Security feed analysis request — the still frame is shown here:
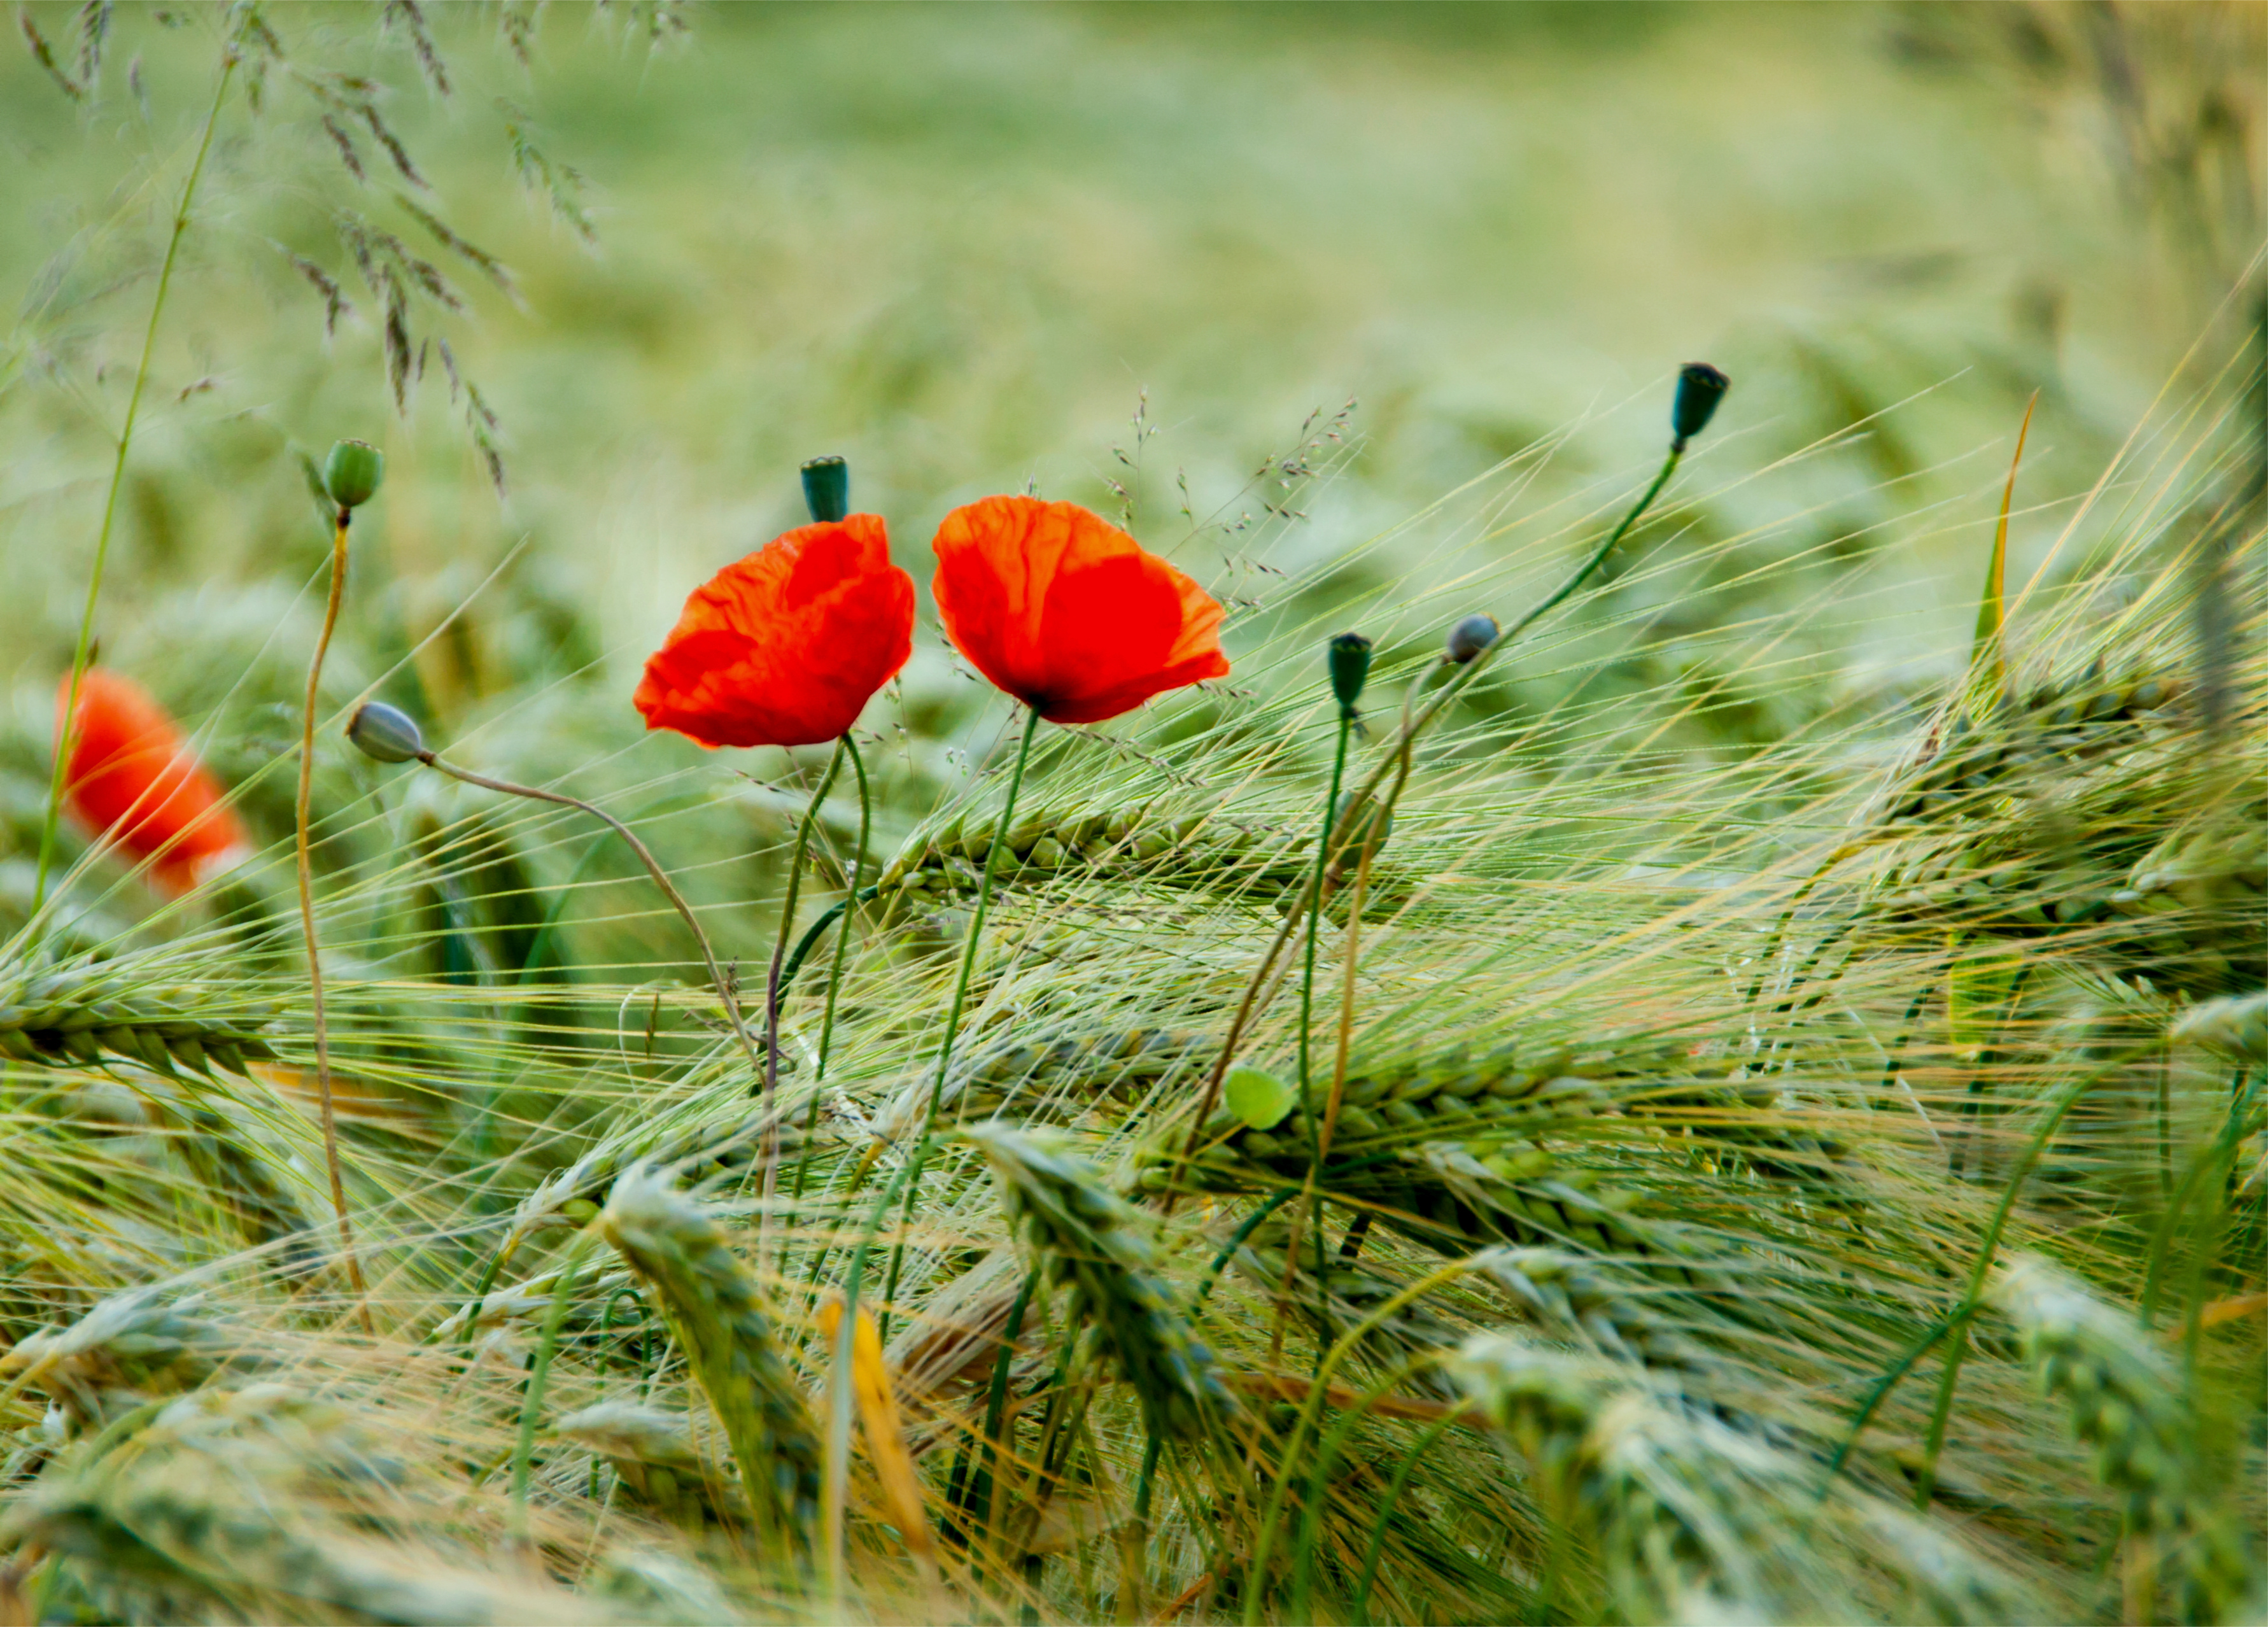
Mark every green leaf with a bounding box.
[1225,1064,1297,1131]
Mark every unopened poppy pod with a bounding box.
[636,514,916,749]
[57,668,248,892]
[929,495,1229,725]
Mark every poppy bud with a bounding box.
[1670,363,1730,451]
[323,439,385,511]
[1447,614,1500,665]
[346,700,426,764]
[1327,632,1373,716]
[801,455,850,525]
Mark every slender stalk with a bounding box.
[417,754,767,1082]
[1270,710,1353,1367]
[879,705,1044,1341]
[297,508,369,1321]
[789,737,870,1215]
[1351,1407,1467,1624]
[34,46,237,920]
[756,736,847,1261]
[816,735,870,1080]
[1175,446,1685,1202]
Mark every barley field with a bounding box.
[0,4,2261,1624]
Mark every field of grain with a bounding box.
[0,5,2260,1624]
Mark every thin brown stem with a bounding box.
[297,510,370,1326]
[418,754,768,1084]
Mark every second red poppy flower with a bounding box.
[930,495,1229,726]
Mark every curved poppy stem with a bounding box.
[816,735,870,1080]
[1171,446,1687,1213]
[789,736,871,1218]
[757,737,848,1263]
[32,44,236,924]
[414,754,768,1086]
[880,705,1044,1342]
[298,507,370,1328]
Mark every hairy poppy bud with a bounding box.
[1670,363,1730,451]
[323,439,385,511]
[1327,632,1373,716]
[346,700,426,764]
[1447,614,1499,665]
[801,455,850,525]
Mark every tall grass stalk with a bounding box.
[31,39,238,923]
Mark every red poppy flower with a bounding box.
[635,515,916,749]
[57,667,250,892]
[930,497,1229,725]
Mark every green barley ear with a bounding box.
[554,1399,749,1528]
[1990,1256,2255,1621]
[0,955,279,1078]
[961,1122,1232,1439]
[1,1288,238,1432]
[2169,989,2267,1064]
[596,1163,821,1567]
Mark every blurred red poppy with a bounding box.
[930,497,1229,725]
[635,515,916,749]
[58,667,249,892]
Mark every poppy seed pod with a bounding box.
[1670,363,1731,450]
[800,456,850,525]
[1447,614,1500,665]
[323,440,385,511]
[346,700,426,764]
[1327,632,1373,715]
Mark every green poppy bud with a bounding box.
[801,455,850,525]
[323,439,385,511]
[346,700,426,764]
[1670,363,1730,450]
[1447,614,1499,665]
[1327,632,1373,716]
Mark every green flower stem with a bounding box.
[33,45,237,921]
[760,737,848,1102]
[756,736,848,1264]
[1269,707,1351,1366]
[879,705,1044,1343]
[1350,1406,1467,1624]
[417,754,767,1083]
[790,735,870,1222]
[1177,446,1687,1195]
[815,735,869,1080]
[297,507,370,1328]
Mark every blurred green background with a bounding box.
[1,1,2259,958]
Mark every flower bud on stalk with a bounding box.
[1327,632,1373,719]
[800,454,850,525]
[345,701,426,764]
[322,439,385,514]
[1447,614,1500,665]
[1670,363,1730,452]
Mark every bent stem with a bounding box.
[34,45,237,922]
[298,508,370,1324]
[1177,446,1685,1199]
[416,754,767,1083]
[789,738,871,1217]
[879,705,1043,1342]
[757,736,849,1260]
